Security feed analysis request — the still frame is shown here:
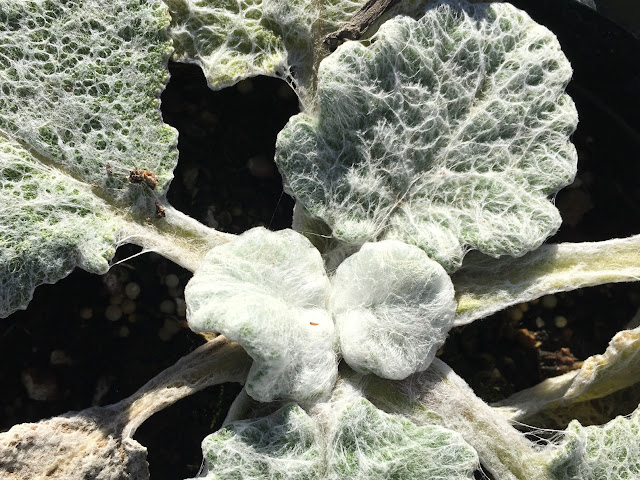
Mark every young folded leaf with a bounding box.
[276,0,578,271]
[186,231,459,402]
[185,227,338,403]
[331,240,456,379]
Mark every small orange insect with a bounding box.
[128,169,158,189]
[155,201,166,218]
[310,322,319,326]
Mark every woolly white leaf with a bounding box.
[0,0,178,317]
[0,0,177,198]
[327,398,478,479]
[164,0,362,102]
[276,0,577,271]
[549,407,640,480]
[193,404,323,480]
[0,139,119,317]
[331,240,456,379]
[366,358,554,479]
[194,384,477,480]
[185,227,338,402]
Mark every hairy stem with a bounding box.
[116,335,252,438]
[120,202,234,272]
[453,234,640,326]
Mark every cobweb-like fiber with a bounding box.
[185,227,339,403]
[327,397,478,479]
[166,0,291,88]
[331,240,456,379]
[0,139,118,317]
[0,0,178,197]
[276,0,578,271]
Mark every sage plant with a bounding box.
[1,0,639,478]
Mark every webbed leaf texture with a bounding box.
[0,0,178,316]
[276,0,578,271]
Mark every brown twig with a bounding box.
[324,0,400,51]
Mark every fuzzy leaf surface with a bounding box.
[327,398,478,479]
[331,240,456,379]
[549,407,640,480]
[0,0,177,317]
[165,0,362,100]
[193,404,323,480]
[185,227,338,402]
[276,0,577,271]
[194,391,477,479]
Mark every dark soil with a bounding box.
[1,1,639,479]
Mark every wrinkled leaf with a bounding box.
[328,398,478,479]
[549,407,640,480]
[0,139,119,316]
[0,0,177,196]
[165,0,363,101]
[194,386,477,480]
[276,0,577,271]
[366,358,553,479]
[193,404,323,480]
[0,0,178,317]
